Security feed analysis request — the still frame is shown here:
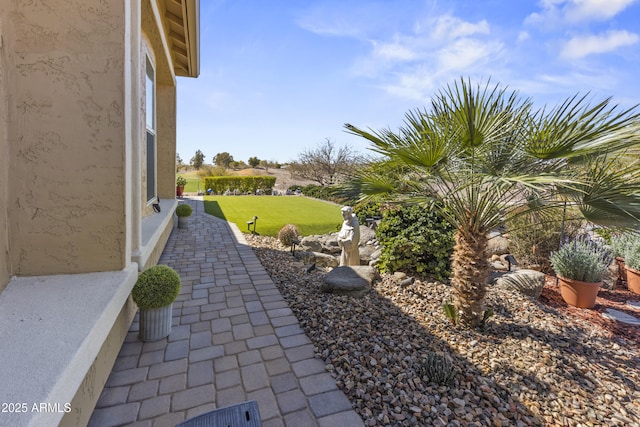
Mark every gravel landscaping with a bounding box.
[246,235,640,427]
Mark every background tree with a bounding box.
[346,78,640,327]
[214,152,234,168]
[248,156,260,168]
[190,149,205,170]
[176,153,184,172]
[289,138,362,186]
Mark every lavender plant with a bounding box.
[610,233,640,270]
[550,238,613,283]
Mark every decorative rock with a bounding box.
[495,269,545,299]
[321,266,378,297]
[300,235,323,252]
[245,234,640,427]
[486,234,510,256]
[399,277,415,287]
[298,251,339,268]
[627,301,640,310]
[452,398,466,408]
[491,261,508,271]
[359,245,378,265]
[602,309,640,325]
[359,226,377,246]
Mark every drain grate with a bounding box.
[175,400,261,427]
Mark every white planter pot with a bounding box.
[178,216,189,229]
[139,303,173,341]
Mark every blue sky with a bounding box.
[176,0,640,165]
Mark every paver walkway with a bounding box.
[88,197,364,427]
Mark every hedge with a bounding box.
[203,176,277,194]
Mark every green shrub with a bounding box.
[277,224,300,246]
[204,176,276,194]
[507,210,584,274]
[376,203,454,281]
[550,238,613,283]
[353,197,385,225]
[132,265,181,310]
[300,184,353,205]
[175,204,192,217]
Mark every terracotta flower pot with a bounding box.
[558,276,602,309]
[625,266,640,294]
[176,185,185,197]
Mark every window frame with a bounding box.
[145,56,156,204]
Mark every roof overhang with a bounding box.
[160,0,200,78]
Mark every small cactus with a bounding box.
[278,224,300,246]
[416,352,457,385]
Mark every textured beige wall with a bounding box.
[59,296,137,427]
[0,11,10,291]
[7,0,128,275]
[158,84,177,200]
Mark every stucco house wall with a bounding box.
[0,0,199,425]
[0,9,10,293]
[7,0,129,276]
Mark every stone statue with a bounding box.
[337,206,360,266]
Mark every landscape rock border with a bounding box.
[246,235,640,427]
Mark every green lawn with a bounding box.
[204,196,342,237]
[184,178,202,193]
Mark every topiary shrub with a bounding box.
[376,203,454,281]
[175,204,192,217]
[132,265,181,310]
[278,224,300,246]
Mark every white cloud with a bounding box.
[561,30,639,59]
[437,38,503,72]
[347,13,504,101]
[564,0,638,22]
[526,0,638,26]
[372,40,418,61]
[430,15,490,40]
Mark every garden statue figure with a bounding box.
[337,206,360,266]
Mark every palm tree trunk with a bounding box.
[451,230,489,327]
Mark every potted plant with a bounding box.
[612,233,640,294]
[610,233,633,286]
[550,238,613,308]
[176,175,187,197]
[132,265,181,341]
[175,203,192,229]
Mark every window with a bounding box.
[146,57,156,202]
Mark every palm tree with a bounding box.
[345,78,640,327]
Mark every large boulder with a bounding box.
[486,232,510,256]
[300,235,323,252]
[300,233,341,254]
[298,251,339,268]
[321,266,378,297]
[495,269,546,299]
[358,245,379,265]
[359,225,377,245]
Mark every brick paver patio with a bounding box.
[88,197,364,427]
